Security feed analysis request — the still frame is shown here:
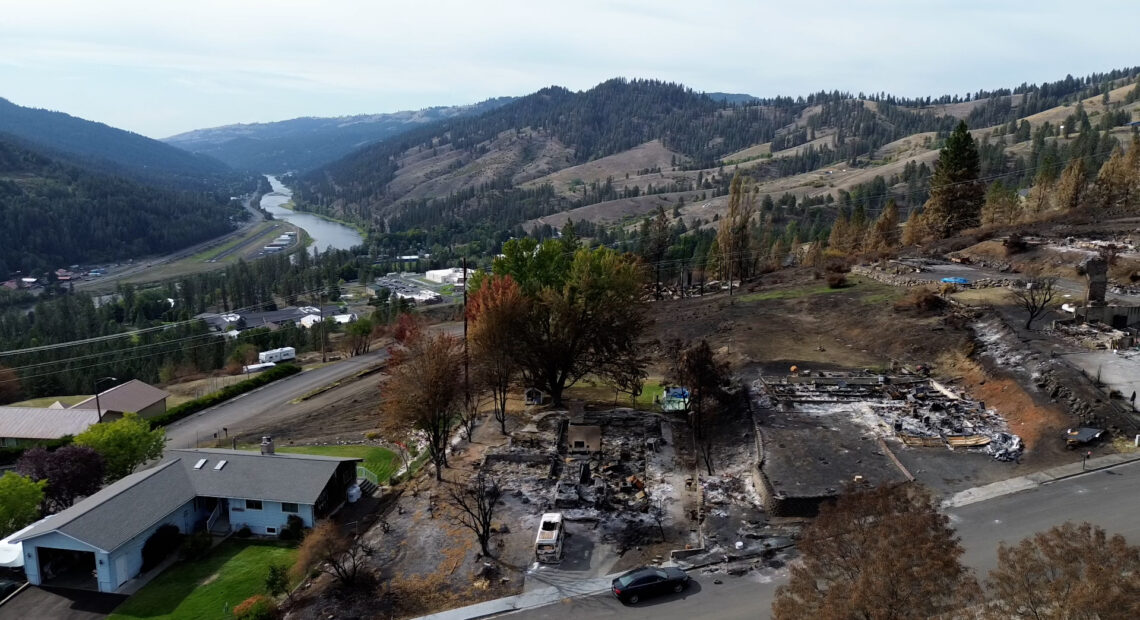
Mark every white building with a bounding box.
[424,267,473,285]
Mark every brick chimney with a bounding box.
[260,435,275,455]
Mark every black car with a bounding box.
[611,566,690,604]
[0,579,21,599]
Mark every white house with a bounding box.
[12,442,362,593]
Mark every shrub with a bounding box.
[236,525,252,538]
[180,530,213,560]
[278,515,305,541]
[894,287,946,312]
[233,594,277,620]
[148,364,301,429]
[826,274,847,289]
[141,524,183,572]
[1004,232,1028,256]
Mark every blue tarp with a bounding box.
[940,277,969,285]
[664,387,690,400]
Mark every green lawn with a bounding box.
[109,540,295,620]
[240,444,400,484]
[9,394,90,407]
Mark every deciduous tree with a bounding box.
[381,332,463,480]
[487,241,648,406]
[666,339,730,475]
[291,521,372,587]
[716,173,756,280]
[923,120,984,238]
[772,484,979,619]
[985,522,1140,619]
[0,471,45,537]
[74,412,165,482]
[467,274,526,434]
[16,445,105,512]
[1011,276,1058,329]
[0,365,21,405]
[446,473,502,556]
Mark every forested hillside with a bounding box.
[163,97,516,173]
[0,136,245,277]
[289,70,1140,264]
[0,97,242,191]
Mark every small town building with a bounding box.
[12,443,363,593]
[524,388,549,406]
[0,408,112,448]
[71,379,170,420]
[424,267,472,285]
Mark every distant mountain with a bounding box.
[705,92,759,104]
[0,97,238,191]
[164,97,517,173]
[0,134,244,278]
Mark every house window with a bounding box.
[281,502,299,513]
[246,499,263,510]
[266,527,277,534]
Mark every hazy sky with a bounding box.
[1,0,1134,138]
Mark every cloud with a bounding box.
[0,0,1133,137]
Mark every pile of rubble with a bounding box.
[1053,320,1133,350]
[758,372,1022,461]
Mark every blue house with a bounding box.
[12,443,361,593]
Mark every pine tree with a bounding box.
[901,209,925,246]
[1090,146,1137,215]
[923,120,983,238]
[827,213,851,255]
[866,199,900,255]
[1054,157,1090,211]
[981,181,1021,226]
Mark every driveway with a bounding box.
[0,586,126,620]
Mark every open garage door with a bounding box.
[37,547,97,591]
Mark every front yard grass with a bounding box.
[240,444,400,484]
[108,540,295,620]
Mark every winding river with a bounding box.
[259,175,363,255]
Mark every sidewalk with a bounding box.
[415,573,620,620]
[943,450,1140,508]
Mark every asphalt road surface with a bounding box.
[163,348,389,449]
[516,460,1140,619]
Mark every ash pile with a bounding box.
[759,371,1023,462]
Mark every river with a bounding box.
[260,175,363,255]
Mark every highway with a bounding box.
[516,460,1140,619]
[163,348,388,449]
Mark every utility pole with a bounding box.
[317,292,327,363]
[462,256,470,412]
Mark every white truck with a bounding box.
[534,512,565,563]
[258,347,296,364]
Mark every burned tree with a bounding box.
[468,274,526,435]
[772,484,979,619]
[381,332,463,481]
[447,473,503,556]
[986,522,1140,619]
[1011,276,1058,329]
[291,521,372,587]
[666,339,731,474]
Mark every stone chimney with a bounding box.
[260,435,275,455]
[1083,256,1108,307]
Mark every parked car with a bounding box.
[0,578,21,599]
[611,566,690,604]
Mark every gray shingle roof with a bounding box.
[13,449,360,552]
[166,448,358,504]
[72,379,170,413]
[12,460,195,552]
[0,407,102,439]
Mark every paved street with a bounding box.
[512,459,1140,620]
[163,348,388,449]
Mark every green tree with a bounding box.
[74,413,166,481]
[981,180,1021,226]
[0,471,45,536]
[487,242,648,406]
[923,120,983,238]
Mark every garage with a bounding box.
[36,547,97,590]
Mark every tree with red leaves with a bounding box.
[16,445,105,513]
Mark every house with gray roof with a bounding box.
[0,407,114,448]
[71,379,170,419]
[12,439,362,593]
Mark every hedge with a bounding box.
[0,436,73,466]
[148,364,301,429]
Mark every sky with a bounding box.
[0,0,1135,139]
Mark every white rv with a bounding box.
[258,347,296,364]
[534,512,565,563]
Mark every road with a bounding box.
[515,460,1140,619]
[163,348,388,449]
